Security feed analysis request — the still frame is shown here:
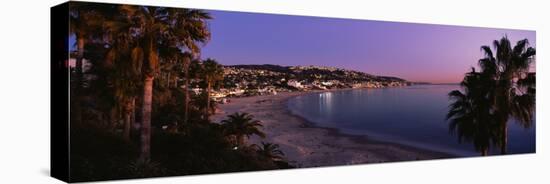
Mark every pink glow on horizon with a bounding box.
[200,11,535,83]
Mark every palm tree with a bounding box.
[201,58,224,118]
[157,46,181,89]
[106,33,142,141]
[181,52,193,129]
[254,142,285,160]
[69,3,99,85]
[68,3,106,125]
[92,4,147,139]
[221,112,266,147]
[157,47,187,132]
[162,8,211,123]
[162,9,211,125]
[447,68,499,156]
[114,5,211,160]
[478,36,536,154]
[167,9,211,53]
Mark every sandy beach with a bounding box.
[212,91,455,168]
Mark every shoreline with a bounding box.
[212,89,456,167]
[284,101,458,159]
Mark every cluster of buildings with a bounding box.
[200,65,410,103]
[289,65,341,72]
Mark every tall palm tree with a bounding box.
[69,3,98,85]
[69,3,117,85]
[156,47,190,131]
[254,142,285,160]
[201,58,224,118]
[163,9,211,125]
[157,46,180,89]
[181,52,193,128]
[106,33,142,141]
[221,112,266,147]
[114,5,211,160]
[95,4,146,138]
[163,9,211,124]
[166,9,211,53]
[478,36,536,154]
[447,68,499,156]
[68,3,106,125]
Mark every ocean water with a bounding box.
[287,85,536,156]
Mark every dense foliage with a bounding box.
[68,2,292,181]
[447,36,536,156]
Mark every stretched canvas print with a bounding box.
[51,1,536,182]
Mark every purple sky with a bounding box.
[200,10,536,83]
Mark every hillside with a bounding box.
[221,64,409,92]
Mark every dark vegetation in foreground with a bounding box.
[71,120,292,182]
[68,2,292,181]
[66,0,536,180]
[447,36,536,156]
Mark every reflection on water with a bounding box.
[319,92,333,115]
[288,85,536,156]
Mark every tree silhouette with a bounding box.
[448,36,536,155]
[254,142,285,160]
[221,112,266,147]
[478,36,536,154]
[447,68,498,156]
[200,58,224,119]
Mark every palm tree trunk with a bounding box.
[109,107,118,130]
[238,135,245,147]
[495,86,509,155]
[76,37,85,80]
[72,37,85,125]
[206,82,211,118]
[133,97,140,133]
[123,104,132,141]
[166,72,171,88]
[140,76,154,160]
[183,69,190,128]
[500,124,508,154]
[130,97,136,136]
[75,36,85,96]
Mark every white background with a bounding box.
[0,0,548,183]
